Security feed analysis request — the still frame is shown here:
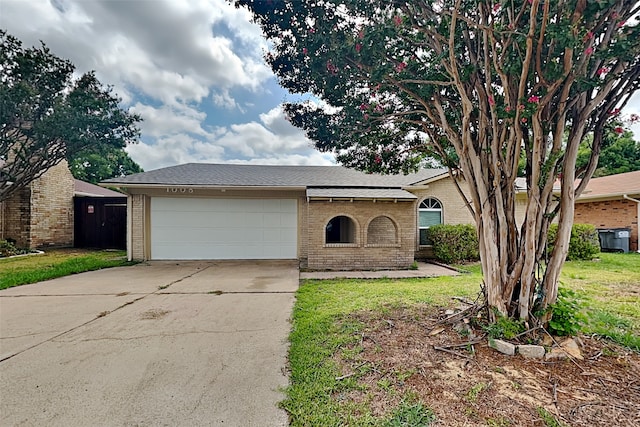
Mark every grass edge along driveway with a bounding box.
[0,248,134,290]
[282,253,639,426]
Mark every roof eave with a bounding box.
[99,182,307,191]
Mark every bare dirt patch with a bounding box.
[335,306,640,426]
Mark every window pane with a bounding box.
[419,210,441,228]
[419,229,431,245]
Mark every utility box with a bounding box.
[598,228,630,253]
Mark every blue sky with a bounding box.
[1,0,639,172]
[1,0,335,171]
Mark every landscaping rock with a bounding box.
[560,338,584,360]
[488,338,516,356]
[517,344,545,359]
[544,338,584,361]
[545,348,568,361]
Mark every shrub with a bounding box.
[547,223,600,260]
[427,224,479,264]
[0,239,20,257]
[547,288,587,336]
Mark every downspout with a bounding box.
[623,194,640,253]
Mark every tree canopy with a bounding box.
[576,125,640,177]
[0,30,141,201]
[68,146,143,184]
[240,0,640,323]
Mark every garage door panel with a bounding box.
[150,197,297,260]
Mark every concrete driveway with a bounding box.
[0,260,298,426]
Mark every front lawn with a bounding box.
[0,248,134,290]
[284,253,640,426]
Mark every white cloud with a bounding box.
[130,103,213,138]
[125,104,333,171]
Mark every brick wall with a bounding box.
[1,187,32,247]
[1,161,74,248]
[306,200,415,270]
[28,161,75,247]
[129,194,147,260]
[574,198,639,252]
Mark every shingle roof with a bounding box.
[306,188,417,200]
[102,163,448,189]
[578,170,640,199]
[75,179,125,197]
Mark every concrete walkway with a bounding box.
[0,260,297,427]
[300,261,460,280]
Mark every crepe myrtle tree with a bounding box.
[239,0,640,323]
[0,30,141,202]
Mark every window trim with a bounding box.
[418,198,443,246]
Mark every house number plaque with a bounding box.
[166,187,194,193]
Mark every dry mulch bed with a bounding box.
[335,305,640,426]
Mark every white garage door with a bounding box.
[150,197,298,260]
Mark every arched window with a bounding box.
[326,216,356,244]
[419,198,442,245]
[367,216,397,245]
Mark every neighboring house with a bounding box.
[574,170,640,253]
[0,161,75,248]
[102,163,530,269]
[0,161,127,250]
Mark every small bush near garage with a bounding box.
[427,224,479,264]
[0,239,32,257]
[547,223,600,261]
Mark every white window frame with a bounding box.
[418,198,442,246]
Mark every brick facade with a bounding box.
[1,161,74,248]
[574,198,639,252]
[306,200,416,270]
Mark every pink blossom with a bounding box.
[488,95,495,106]
[585,47,594,55]
[617,20,626,28]
[395,61,407,72]
[363,113,369,121]
[326,61,337,75]
[630,113,639,123]
[355,43,362,53]
[596,67,609,76]
[609,108,621,116]
[309,28,315,34]
[611,12,619,19]
[359,103,369,111]
[521,117,528,123]
[493,4,500,12]
[374,104,383,113]
[528,95,540,103]
[505,105,512,112]
[393,15,402,26]
[358,30,364,39]
[302,48,308,55]
[614,126,624,134]
[375,155,382,164]
[583,31,594,41]
[518,104,525,111]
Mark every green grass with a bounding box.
[284,253,639,425]
[0,248,134,290]
[558,252,640,349]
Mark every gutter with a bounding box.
[623,194,640,253]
